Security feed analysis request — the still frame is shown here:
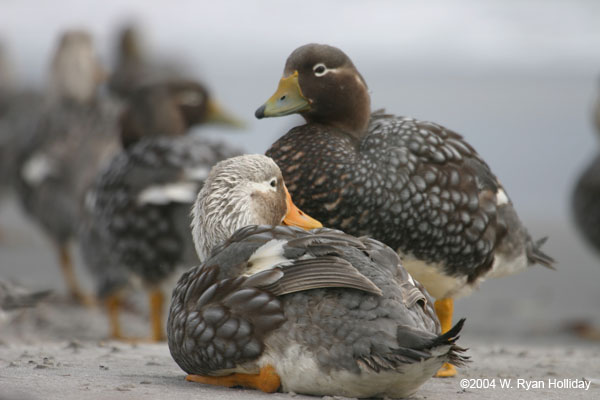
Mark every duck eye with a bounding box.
[270,179,277,188]
[313,63,327,77]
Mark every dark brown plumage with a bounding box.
[258,44,554,300]
[257,44,553,376]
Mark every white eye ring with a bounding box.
[313,63,328,77]
[269,178,277,188]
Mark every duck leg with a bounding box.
[434,297,456,377]
[57,243,96,307]
[186,365,281,393]
[149,288,166,342]
[106,292,158,342]
[105,293,125,339]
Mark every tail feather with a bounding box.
[527,236,556,270]
[429,318,469,367]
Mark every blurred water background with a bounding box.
[1,0,599,340]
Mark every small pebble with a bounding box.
[116,384,135,391]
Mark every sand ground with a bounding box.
[1,197,599,400]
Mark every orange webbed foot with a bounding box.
[435,362,457,377]
[186,365,281,393]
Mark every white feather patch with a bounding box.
[406,272,416,287]
[245,239,291,276]
[496,188,509,206]
[487,252,528,278]
[21,153,56,185]
[137,182,199,205]
[398,251,475,299]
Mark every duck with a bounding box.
[12,30,120,306]
[107,24,184,99]
[107,24,242,125]
[167,154,467,398]
[0,42,45,233]
[572,86,600,256]
[256,43,555,377]
[0,40,13,111]
[82,79,243,341]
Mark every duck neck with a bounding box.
[303,79,371,141]
[308,108,370,141]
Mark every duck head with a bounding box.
[255,43,371,139]
[191,154,322,260]
[117,25,144,67]
[49,30,106,104]
[119,80,243,148]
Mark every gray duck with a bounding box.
[572,87,600,256]
[12,30,120,306]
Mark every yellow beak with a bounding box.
[255,70,310,119]
[282,185,322,230]
[205,99,246,128]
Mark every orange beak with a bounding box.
[282,186,322,230]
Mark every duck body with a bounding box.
[167,154,465,398]
[0,91,45,201]
[169,225,465,398]
[15,98,121,246]
[267,112,550,299]
[88,136,240,286]
[81,77,243,339]
[572,154,600,253]
[6,31,114,304]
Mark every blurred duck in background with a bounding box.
[12,30,122,306]
[108,23,243,126]
[0,41,16,219]
[572,85,600,257]
[0,43,45,230]
[108,24,184,99]
[0,41,13,111]
[258,44,555,377]
[82,79,243,341]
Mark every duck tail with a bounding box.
[430,318,469,367]
[527,236,556,270]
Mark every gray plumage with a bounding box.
[573,154,600,253]
[0,91,45,201]
[571,91,600,255]
[167,154,466,398]
[14,99,122,245]
[168,225,466,397]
